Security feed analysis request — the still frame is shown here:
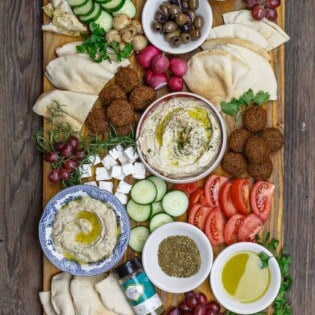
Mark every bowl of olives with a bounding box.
[142,0,213,54]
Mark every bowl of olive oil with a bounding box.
[210,242,281,314]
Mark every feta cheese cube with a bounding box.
[118,153,129,164]
[79,164,92,178]
[102,155,118,169]
[132,162,146,179]
[95,167,111,181]
[98,181,113,193]
[84,181,98,187]
[114,192,128,205]
[87,154,101,165]
[117,181,132,194]
[111,165,123,179]
[122,163,135,176]
[109,148,121,160]
[124,146,135,160]
[115,144,124,152]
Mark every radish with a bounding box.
[168,76,184,91]
[136,45,161,69]
[145,70,168,90]
[151,53,170,73]
[169,57,188,76]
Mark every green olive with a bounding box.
[170,36,181,47]
[163,21,178,33]
[164,30,180,42]
[194,15,204,29]
[182,0,189,11]
[187,10,195,23]
[188,0,199,10]
[175,13,189,26]
[180,32,191,43]
[159,4,169,17]
[190,28,201,40]
[169,5,181,17]
[151,21,163,32]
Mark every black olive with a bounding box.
[169,5,181,17]
[179,22,191,33]
[187,10,195,23]
[190,28,201,40]
[163,21,178,33]
[175,13,189,26]
[182,0,189,11]
[155,11,168,24]
[170,36,182,47]
[188,0,199,10]
[180,32,191,43]
[159,4,169,17]
[151,21,163,33]
[194,15,204,29]
[164,30,180,42]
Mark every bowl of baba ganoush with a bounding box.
[39,185,130,276]
[136,92,227,183]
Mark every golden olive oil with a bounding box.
[221,251,270,303]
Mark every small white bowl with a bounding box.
[142,0,213,54]
[142,222,213,293]
[210,242,281,315]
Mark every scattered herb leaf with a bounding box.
[258,251,272,269]
[253,91,270,105]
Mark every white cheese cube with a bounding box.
[111,165,123,179]
[124,147,135,160]
[79,164,92,178]
[102,155,118,169]
[130,151,139,162]
[84,181,98,187]
[95,167,111,181]
[98,181,113,193]
[109,148,121,160]
[87,154,101,165]
[114,192,128,205]
[115,144,124,152]
[122,163,135,176]
[118,153,129,164]
[132,162,146,179]
[117,181,132,194]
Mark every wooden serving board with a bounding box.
[42,0,286,313]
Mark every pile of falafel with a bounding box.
[222,105,284,181]
[86,67,157,135]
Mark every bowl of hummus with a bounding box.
[39,185,130,276]
[136,92,227,183]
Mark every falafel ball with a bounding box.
[244,135,269,164]
[228,127,251,153]
[261,127,284,152]
[221,152,247,177]
[115,123,136,136]
[99,84,127,107]
[107,100,135,126]
[115,67,139,93]
[243,106,267,132]
[86,108,110,134]
[130,85,157,110]
[247,157,273,181]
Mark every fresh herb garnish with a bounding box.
[111,41,134,62]
[258,251,272,269]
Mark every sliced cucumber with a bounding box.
[162,190,189,217]
[131,179,157,205]
[79,3,102,23]
[112,0,136,18]
[151,201,164,217]
[149,213,174,232]
[127,199,151,222]
[69,0,89,7]
[129,226,150,252]
[147,176,168,202]
[95,0,112,3]
[73,0,94,16]
[90,10,113,32]
[102,0,125,12]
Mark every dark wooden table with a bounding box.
[0,1,314,314]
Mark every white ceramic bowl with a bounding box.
[142,222,213,293]
[142,0,213,54]
[136,92,227,184]
[210,242,281,315]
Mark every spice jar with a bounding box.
[115,257,164,315]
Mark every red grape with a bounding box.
[67,136,79,150]
[194,305,206,315]
[54,142,65,152]
[186,296,199,310]
[197,293,207,305]
[205,311,218,315]
[74,149,87,161]
[182,312,193,315]
[44,151,58,163]
[205,301,220,313]
[265,8,278,21]
[184,291,197,300]
[59,168,70,180]
[167,307,181,315]
[64,159,79,171]
[251,4,266,20]
[246,0,259,8]
[267,0,281,9]
[179,301,192,312]
[48,169,60,183]
[60,143,74,157]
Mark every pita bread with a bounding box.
[223,10,290,50]
[45,55,114,94]
[202,44,277,100]
[201,37,270,61]
[206,23,271,51]
[183,50,258,106]
[33,89,98,131]
[39,292,57,315]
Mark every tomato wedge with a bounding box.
[251,181,275,222]
[189,188,205,207]
[188,204,213,230]
[219,181,238,218]
[224,214,245,245]
[205,175,229,208]
[230,179,250,215]
[238,214,263,242]
[204,208,226,246]
[199,194,209,206]
[173,182,199,196]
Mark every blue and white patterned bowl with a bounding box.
[39,185,130,276]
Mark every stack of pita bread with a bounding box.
[184,10,290,106]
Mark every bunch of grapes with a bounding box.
[246,0,281,21]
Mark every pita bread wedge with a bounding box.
[223,10,290,50]
[201,37,270,61]
[45,55,115,94]
[206,23,271,51]
[183,50,258,106]
[33,89,98,131]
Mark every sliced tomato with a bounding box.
[204,208,226,246]
[224,214,246,245]
[251,181,275,222]
[230,179,250,215]
[189,188,205,207]
[199,194,209,206]
[173,182,199,196]
[188,204,213,230]
[219,181,238,218]
[205,175,229,208]
[238,214,263,242]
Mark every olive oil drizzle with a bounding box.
[75,211,102,244]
